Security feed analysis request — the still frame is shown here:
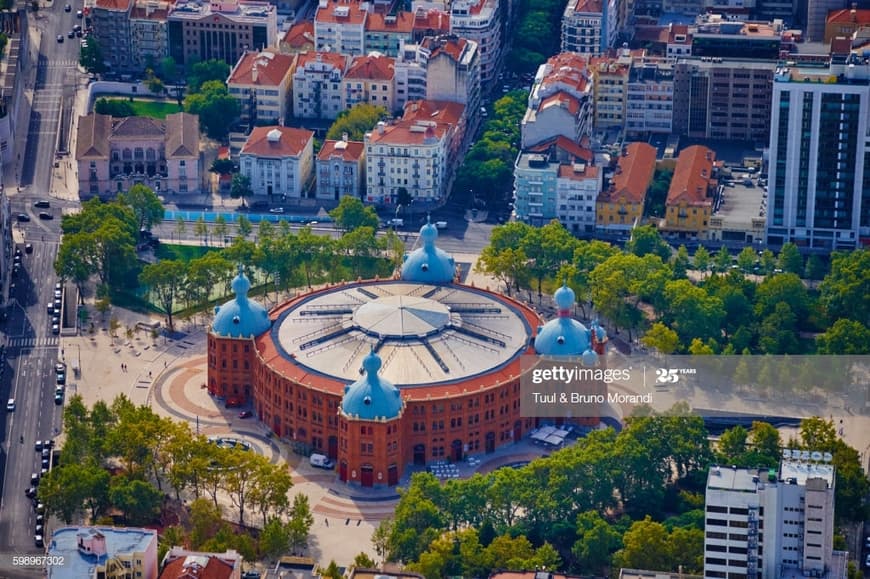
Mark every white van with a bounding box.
[309,453,334,469]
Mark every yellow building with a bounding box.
[342,54,396,113]
[662,145,716,238]
[590,53,631,129]
[596,142,657,232]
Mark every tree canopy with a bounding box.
[184,80,240,140]
[326,104,391,141]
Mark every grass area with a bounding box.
[155,244,216,262]
[106,99,183,120]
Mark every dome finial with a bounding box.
[362,349,382,379]
[231,264,252,300]
[554,283,575,315]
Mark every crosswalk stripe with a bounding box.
[6,337,60,348]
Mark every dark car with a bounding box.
[34,200,50,209]
[57,372,66,385]
[25,487,37,499]
[64,2,71,9]
[34,440,44,451]
[25,243,33,253]
[30,473,39,485]
[54,392,64,405]
[225,399,242,408]
[17,214,30,222]
[38,212,53,220]
[239,410,253,418]
[67,30,75,38]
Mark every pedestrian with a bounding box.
[148,371,152,378]
[121,363,124,371]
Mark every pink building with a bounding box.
[75,112,201,199]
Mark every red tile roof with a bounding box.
[160,556,235,579]
[318,138,365,161]
[315,1,368,25]
[542,53,590,94]
[94,0,131,10]
[598,142,657,204]
[667,145,715,207]
[365,10,414,33]
[345,54,395,81]
[830,36,852,54]
[558,162,599,180]
[282,21,315,48]
[527,135,593,163]
[295,51,348,72]
[826,8,870,24]
[129,1,169,20]
[228,50,295,86]
[538,91,580,116]
[412,8,450,34]
[241,126,314,158]
[421,35,469,62]
[668,23,691,43]
[573,0,602,14]
[402,99,465,125]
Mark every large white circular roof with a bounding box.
[352,295,451,337]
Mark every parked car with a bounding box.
[7,399,15,411]
[38,212,53,220]
[239,410,253,418]
[17,214,30,222]
[64,3,71,10]
[34,200,50,208]
[25,243,33,253]
[56,35,64,43]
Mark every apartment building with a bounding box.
[394,40,429,111]
[342,54,396,112]
[662,145,716,238]
[130,0,171,71]
[561,0,617,56]
[522,52,593,148]
[314,0,368,55]
[590,51,631,129]
[92,0,134,72]
[228,50,295,124]
[704,454,843,579]
[280,20,315,53]
[365,11,414,56]
[691,16,783,60]
[513,136,597,231]
[167,0,277,66]
[625,57,674,135]
[596,142,657,232]
[75,112,201,198]
[824,8,870,43]
[48,527,159,579]
[292,51,349,120]
[422,35,480,117]
[411,7,450,42]
[766,60,870,251]
[672,57,775,142]
[240,126,315,199]
[316,135,366,201]
[449,0,502,88]
[160,548,242,579]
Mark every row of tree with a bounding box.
[42,394,316,563]
[376,414,867,577]
[476,220,870,355]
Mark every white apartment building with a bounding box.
[240,126,315,199]
[704,454,845,579]
[422,35,480,118]
[625,58,674,135]
[292,52,349,120]
[449,0,502,88]
[766,61,870,252]
[394,40,429,111]
[556,159,601,234]
[130,0,171,71]
[522,53,593,148]
[314,0,368,55]
[316,136,365,201]
[228,50,295,124]
[561,0,617,55]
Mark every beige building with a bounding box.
[228,50,296,124]
[316,136,366,201]
[314,0,368,55]
[522,52,593,148]
[130,0,171,71]
[280,20,315,53]
[292,51,349,120]
[167,0,278,66]
[590,52,631,130]
[422,35,480,118]
[449,0,502,88]
[342,54,396,112]
[240,126,315,199]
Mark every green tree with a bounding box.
[641,322,680,354]
[818,250,870,325]
[352,552,377,570]
[329,195,379,232]
[777,242,803,275]
[645,168,673,217]
[55,232,98,303]
[175,216,187,240]
[326,103,391,141]
[804,254,826,280]
[189,497,224,549]
[237,215,253,238]
[672,245,690,278]
[230,174,253,208]
[692,245,710,276]
[140,260,187,330]
[755,273,810,321]
[319,561,343,579]
[713,246,732,272]
[816,318,870,354]
[109,476,163,525]
[194,216,209,244]
[210,157,235,175]
[758,302,799,354]
[760,248,777,274]
[144,68,165,95]
[259,518,291,560]
[288,493,314,555]
[214,214,229,244]
[184,80,240,139]
[688,337,715,355]
[717,425,748,463]
[572,511,621,575]
[737,246,756,272]
[746,421,782,467]
[188,59,231,93]
[626,225,671,261]
[662,279,724,344]
[119,183,164,231]
[80,37,106,73]
[612,516,673,572]
[94,98,134,117]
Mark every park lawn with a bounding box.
[155,244,216,262]
[107,99,183,119]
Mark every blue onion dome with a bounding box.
[534,284,590,355]
[400,216,456,283]
[341,351,403,420]
[592,320,607,342]
[212,266,271,338]
[581,348,599,366]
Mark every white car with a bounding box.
[6,399,15,411]
[268,207,284,214]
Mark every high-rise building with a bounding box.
[703,453,845,579]
[449,0,502,89]
[561,0,618,56]
[766,61,870,251]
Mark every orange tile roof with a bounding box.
[315,1,367,25]
[830,36,852,53]
[598,142,657,204]
[527,135,593,163]
[367,120,446,145]
[241,126,314,158]
[421,35,469,62]
[667,145,715,207]
[668,23,691,43]
[94,0,131,10]
[558,162,599,180]
[228,51,295,86]
[827,7,870,24]
[413,8,450,33]
[130,1,169,19]
[538,91,580,116]
[402,99,465,125]
[542,53,590,94]
[295,51,348,72]
[573,0,602,14]
[365,10,414,33]
[282,21,315,48]
[318,138,365,161]
[345,54,395,80]
[160,556,235,579]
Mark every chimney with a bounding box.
[252,61,258,83]
[342,132,349,142]
[377,121,386,135]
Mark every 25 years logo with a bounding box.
[655,368,680,384]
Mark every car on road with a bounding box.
[239,410,253,418]
[57,34,64,43]
[25,487,37,499]
[269,207,284,213]
[35,440,44,451]
[35,502,45,514]
[34,535,44,548]
[67,30,75,38]
[35,514,44,525]
[47,304,53,315]
[17,213,30,222]
[30,473,39,485]
[76,9,83,17]
[38,212,53,220]
[51,315,60,325]
[73,24,81,32]
[54,289,62,299]
[55,392,64,405]
[34,200,50,208]
[64,2,71,9]
[35,524,43,536]
[51,324,60,335]
[57,371,66,385]
[41,457,49,469]
[56,363,65,373]
[6,398,15,411]
[25,243,33,253]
